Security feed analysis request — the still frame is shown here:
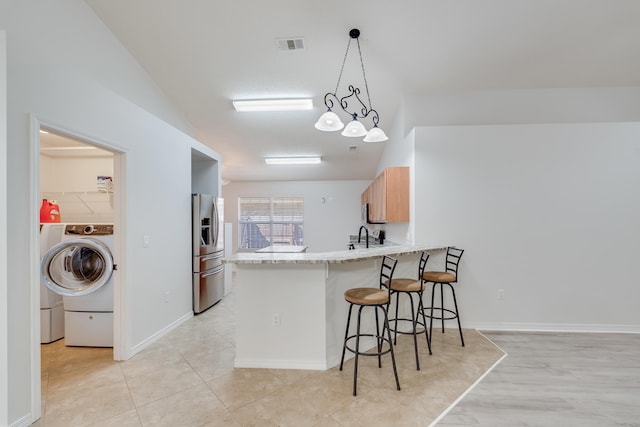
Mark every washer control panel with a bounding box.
[64,224,114,236]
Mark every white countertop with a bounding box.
[255,245,308,253]
[224,244,447,264]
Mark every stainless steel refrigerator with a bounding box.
[192,194,224,313]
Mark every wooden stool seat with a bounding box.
[344,288,389,305]
[422,271,456,283]
[386,277,424,293]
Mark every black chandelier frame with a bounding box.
[321,28,382,128]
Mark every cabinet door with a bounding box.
[384,167,409,222]
[363,167,409,223]
[370,171,386,222]
[361,186,370,206]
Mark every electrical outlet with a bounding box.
[272,313,281,327]
[497,289,505,300]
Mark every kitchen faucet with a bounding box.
[358,225,369,248]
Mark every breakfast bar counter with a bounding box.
[255,245,308,253]
[224,244,446,370]
[227,243,443,264]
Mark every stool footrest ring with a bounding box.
[423,307,459,321]
[388,317,427,335]
[343,334,393,358]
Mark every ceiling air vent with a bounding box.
[276,37,305,51]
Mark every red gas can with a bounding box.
[40,199,61,223]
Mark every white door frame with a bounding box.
[29,115,128,421]
[1,29,9,427]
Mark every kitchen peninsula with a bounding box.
[224,244,446,370]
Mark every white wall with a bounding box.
[40,155,114,193]
[40,155,115,223]
[2,1,219,424]
[192,151,221,196]
[377,88,640,248]
[1,28,9,427]
[376,105,415,245]
[223,180,369,254]
[414,123,640,332]
[373,88,640,332]
[405,87,640,128]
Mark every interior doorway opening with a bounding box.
[33,121,125,422]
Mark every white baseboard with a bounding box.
[10,413,32,427]
[234,358,328,370]
[465,322,640,334]
[127,311,194,359]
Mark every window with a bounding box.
[238,197,304,249]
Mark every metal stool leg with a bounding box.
[352,305,364,396]
[393,294,400,344]
[448,283,465,347]
[374,307,382,368]
[429,282,436,339]
[382,304,401,391]
[408,294,420,370]
[417,291,432,355]
[340,304,354,370]
[439,283,445,333]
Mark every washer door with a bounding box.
[41,238,114,297]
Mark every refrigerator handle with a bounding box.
[202,264,224,277]
[213,199,219,248]
[201,253,223,262]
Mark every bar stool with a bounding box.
[384,251,432,370]
[340,255,401,396]
[422,247,465,346]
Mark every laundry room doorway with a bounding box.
[32,120,126,420]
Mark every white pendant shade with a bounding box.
[314,111,344,131]
[363,126,388,142]
[341,119,367,137]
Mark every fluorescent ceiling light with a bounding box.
[265,156,321,165]
[233,98,313,112]
[40,146,98,151]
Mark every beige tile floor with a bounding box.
[37,295,504,426]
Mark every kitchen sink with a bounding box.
[348,241,385,250]
[347,231,387,249]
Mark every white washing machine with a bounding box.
[39,223,66,343]
[41,224,115,347]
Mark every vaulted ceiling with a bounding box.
[85,0,640,182]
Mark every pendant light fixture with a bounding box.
[314,28,388,142]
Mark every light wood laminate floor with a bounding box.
[438,331,640,426]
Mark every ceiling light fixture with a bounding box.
[265,156,322,165]
[314,28,388,143]
[233,98,313,112]
[40,146,98,151]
